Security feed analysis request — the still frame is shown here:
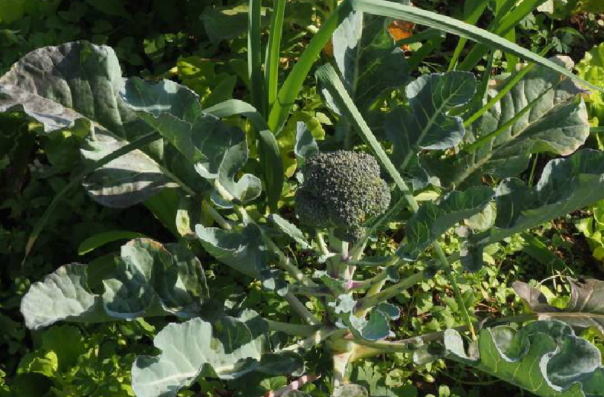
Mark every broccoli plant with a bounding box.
[3,0,604,396]
[296,151,391,243]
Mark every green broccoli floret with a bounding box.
[295,151,391,242]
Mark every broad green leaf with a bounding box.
[332,10,410,115]
[132,311,261,397]
[0,0,25,23]
[465,150,604,270]
[123,87,263,205]
[201,5,267,44]
[195,224,288,295]
[399,186,494,260]
[347,310,391,342]
[40,325,86,371]
[386,72,475,182]
[0,41,171,207]
[445,321,604,397]
[21,239,207,329]
[80,130,173,208]
[132,310,303,397]
[20,263,107,330]
[78,230,148,255]
[131,112,243,179]
[269,214,310,249]
[120,78,203,123]
[386,72,475,169]
[440,56,590,187]
[514,279,604,334]
[203,99,283,211]
[216,137,263,204]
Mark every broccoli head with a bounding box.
[295,151,391,242]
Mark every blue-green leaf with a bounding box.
[132,310,302,397]
[399,186,494,260]
[332,11,410,114]
[0,41,172,208]
[386,72,476,173]
[465,149,604,271]
[195,224,288,295]
[440,56,590,187]
[21,239,207,329]
[445,321,604,396]
[269,214,310,249]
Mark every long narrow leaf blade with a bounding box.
[248,0,265,116]
[268,0,354,133]
[351,0,602,93]
[265,0,286,107]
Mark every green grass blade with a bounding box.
[268,0,354,133]
[458,0,547,71]
[352,0,602,93]
[265,0,286,108]
[78,230,148,255]
[447,0,490,71]
[24,131,161,263]
[248,0,266,117]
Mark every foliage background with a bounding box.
[1,0,603,396]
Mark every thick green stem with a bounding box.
[332,351,353,388]
[266,320,321,336]
[355,271,425,314]
[434,244,476,339]
[351,313,538,355]
[285,292,321,325]
[263,234,317,287]
[201,200,233,231]
[281,328,346,352]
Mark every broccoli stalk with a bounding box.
[295,151,391,242]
